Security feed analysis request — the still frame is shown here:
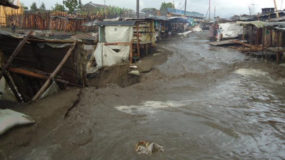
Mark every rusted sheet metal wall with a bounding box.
[6,12,93,32]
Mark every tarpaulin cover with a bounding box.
[105,26,133,43]
[94,43,130,68]
[219,23,243,39]
[0,109,35,135]
[237,21,267,28]
[90,26,133,72]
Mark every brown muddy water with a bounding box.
[2,32,285,160]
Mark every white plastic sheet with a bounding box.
[94,43,130,69]
[0,109,35,135]
[90,26,133,72]
[105,26,133,43]
[219,23,243,39]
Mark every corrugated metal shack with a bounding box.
[263,22,285,63]
[232,21,284,63]
[0,30,94,102]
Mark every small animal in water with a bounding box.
[135,141,164,155]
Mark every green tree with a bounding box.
[39,3,46,11]
[30,2,38,12]
[78,0,82,9]
[63,0,78,13]
[53,3,65,12]
[21,3,29,11]
[160,2,175,16]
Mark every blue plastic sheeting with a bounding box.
[167,8,204,18]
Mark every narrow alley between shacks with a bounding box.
[1,32,284,160]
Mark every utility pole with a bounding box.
[209,0,211,21]
[104,0,106,19]
[136,0,140,18]
[273,0,280,18]
[214,6,216,20]
[184,0,187,15]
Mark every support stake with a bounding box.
[32,41,77,101]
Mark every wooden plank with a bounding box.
[209,39,246,46]
[8,67,81,87]
[32,41,77,101]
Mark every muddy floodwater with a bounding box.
[2,32,285,160]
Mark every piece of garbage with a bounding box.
[129,70,140,76]
[135,141,164,155]
[130,65,138,69]
[0,109,35,136]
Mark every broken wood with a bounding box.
[209,40,247,46]
[0,31,33,80]
[32,41,77,101]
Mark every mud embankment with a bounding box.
[87,47,170,88]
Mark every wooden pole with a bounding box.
[3,73,23,102]
[129,41,133,64]
[0,30,33,80]
[32,41,77,101]
[136,23,141,58]
[274,0,280,18]
[8,67,80,87]
[136,0,140,18]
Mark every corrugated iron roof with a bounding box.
[167,8,204,18]
[89,20,137,26]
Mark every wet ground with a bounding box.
[1,32,285,160]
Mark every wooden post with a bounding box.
[0,31,33,80]
[129,41,133,64]
[32,41,77,101]
[3,73,23,102]
[136,23,141,58]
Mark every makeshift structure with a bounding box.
[88,19,157,73]
[0,31,89,102]
[89,21,135,73]
[215,21,284,63]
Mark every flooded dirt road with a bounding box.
[2,32,285,160]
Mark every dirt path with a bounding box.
[1,32,285,160]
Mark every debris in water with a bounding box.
[129,70,140,76]
[135,141,164,155]
[130,65,138,69]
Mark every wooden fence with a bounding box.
[5,12,98,32]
